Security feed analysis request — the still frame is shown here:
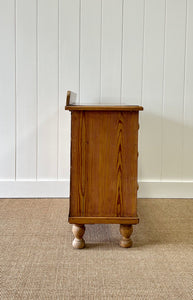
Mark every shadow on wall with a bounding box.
[138,110,193,181]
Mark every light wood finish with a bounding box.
[70,111,139,218]
[66,91,143,248]
[65,91,143,111]
[119,224,133,248]
[69,216,139,225]
[72,224,85,249]
[66,105,143,111]
[66,90,71,106]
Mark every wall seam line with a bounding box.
[120,0,124,104]
[160,0,167,181]
[99,0,102,103]
[140,0,146,106]
[181,0,188,180]
[79,0,81,104]
[36,0,39,180]
[15,0,17,181]
[139,0,146,181]
[57,0,60,180]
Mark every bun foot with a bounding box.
[72,224,85,249]
[119,224,133,248]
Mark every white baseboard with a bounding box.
[138,181,193,198]
[0,180,193,198]
[0,180,69,198]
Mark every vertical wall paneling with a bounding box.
[122,0,144,105]
[101,0,122,103]
[0,0,15,179]
[140,0,166,180]
[80,0,101,103]
[38,0,58,179]
[16,0,37,179]
[162,0,187,180]
[182,0,193,180]
[1,0,193,197]
[58,0,80,179]
[121,0,145,180]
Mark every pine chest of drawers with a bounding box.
[65,91,143,249]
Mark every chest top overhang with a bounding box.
[65,91,143,112]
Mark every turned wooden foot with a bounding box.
[119,224,133,248]
[72,224,85,249]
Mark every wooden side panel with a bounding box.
[70,111,138,219]
[84,112,118,217]
[70,111,86,216]
[69,216,139,225]
[121,112,139,216]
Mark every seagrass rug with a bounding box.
[0,198,192,299]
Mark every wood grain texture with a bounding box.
[72,224,85,249]
[65,93,143,111]
[66,105,143,111]
[70,111,85,216]
[69,217,139,225]
[69,110,139,222]
[119,224,133,248]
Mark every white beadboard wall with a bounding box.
[0,0,193,198]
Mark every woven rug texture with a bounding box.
[0,198,192,300]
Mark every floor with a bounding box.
[0,198,193,299]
